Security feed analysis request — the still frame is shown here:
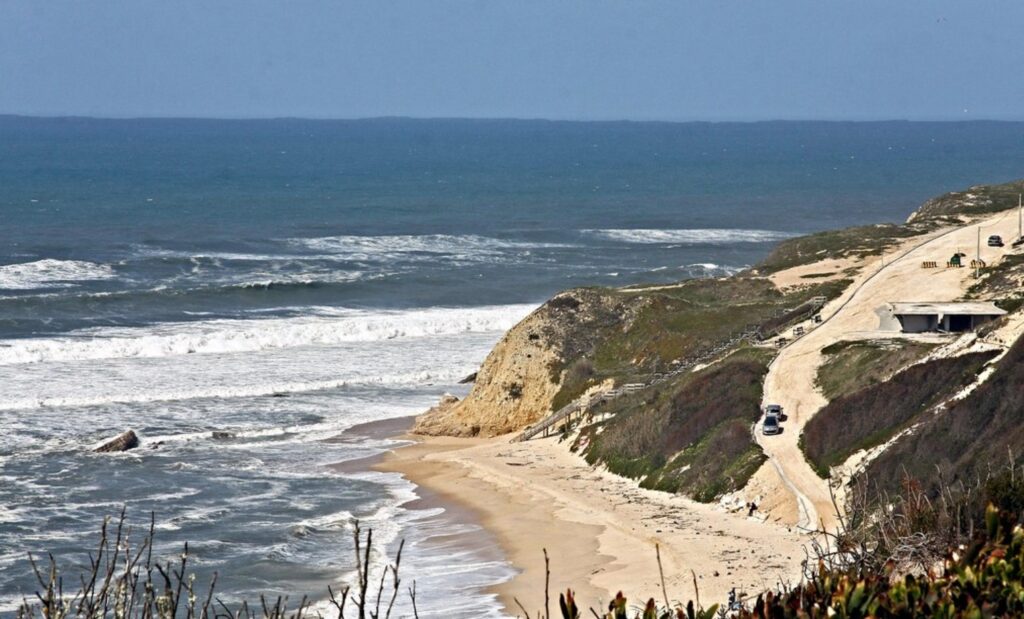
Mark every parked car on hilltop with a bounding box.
[988,235,1004,247]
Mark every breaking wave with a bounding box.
[582,228,795,244]
[0,304,536,365]
[0,259,116,290]
[287,234,572,260]
[0,369,473,412]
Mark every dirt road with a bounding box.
[757,209,1020,532]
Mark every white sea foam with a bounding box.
[287,233,571,261]
[0,304,535,366]
[583,228,795,244]
[0,259,116,290]
[229,270,374,288]
[686,262,745,275]
[1,369,473,412]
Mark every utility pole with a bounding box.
[976,226,981,279]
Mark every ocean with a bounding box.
[1,117,1023,615]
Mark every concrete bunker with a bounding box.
[883,302,1007,334]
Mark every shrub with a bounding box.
[867,333,1024,494]
[585,349,769,501]
[815,340,936,401]
[801,351,996,477]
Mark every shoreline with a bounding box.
[374,433,609,616]
[375,431,809,615]
[331,416,516,617]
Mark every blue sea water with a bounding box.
[1,117,1023,615]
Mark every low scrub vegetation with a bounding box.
[815,339,936,401]
[801,351,996,477]
[757,178,1024,275]
[867,333,1024,495]
[581,347,771,501]
[16,463,1024,619]
[910,178,1024,221]
[966,252,1024,314]
[755,223,929,274]
[549,277,849,414]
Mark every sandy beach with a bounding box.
[377,433,807,616]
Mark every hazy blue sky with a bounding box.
[2,1,1022,121]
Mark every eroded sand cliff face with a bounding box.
[413,289,634,437]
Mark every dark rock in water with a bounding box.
[270,392,289,398]
[94,430,140,453]
[459,372,478,384]
[211,431,234,440]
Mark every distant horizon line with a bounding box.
[3,113,1024,125]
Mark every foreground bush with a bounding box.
[15,501,1024,618]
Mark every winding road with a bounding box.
[757,209,1019,532]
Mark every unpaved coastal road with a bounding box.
[757,209,1019,532]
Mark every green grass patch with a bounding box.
[816,340,937,401]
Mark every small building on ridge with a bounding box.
[886,302,1007,333]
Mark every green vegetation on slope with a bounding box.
[801,351,997,477]
[815,339,936,401]
[755,178,1024,275]
[549,277,850,411]
[867,332,1024,495]
[910,178,1024,221]
[966,251,1024,313]
[755,223,931,274]
[581,347,772,501]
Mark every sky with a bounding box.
[2,1,1023,121]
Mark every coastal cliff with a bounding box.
[413,178,1024,509]
[413,289,638,437]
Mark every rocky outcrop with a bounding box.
[413,289,635,437]
[94,430,140,453]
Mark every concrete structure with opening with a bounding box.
[883,302,1007,333]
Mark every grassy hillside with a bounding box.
[549,277,850,411]
[966,252,1024,313]
[909,178,1024,222]
[866,333,1024,494]
[815,339,936,401]
[801,351,997,477]
[754,223,931,274]
[580,347,772,502]
[756,177,1024,275]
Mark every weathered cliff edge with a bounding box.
[413,290,636,437]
